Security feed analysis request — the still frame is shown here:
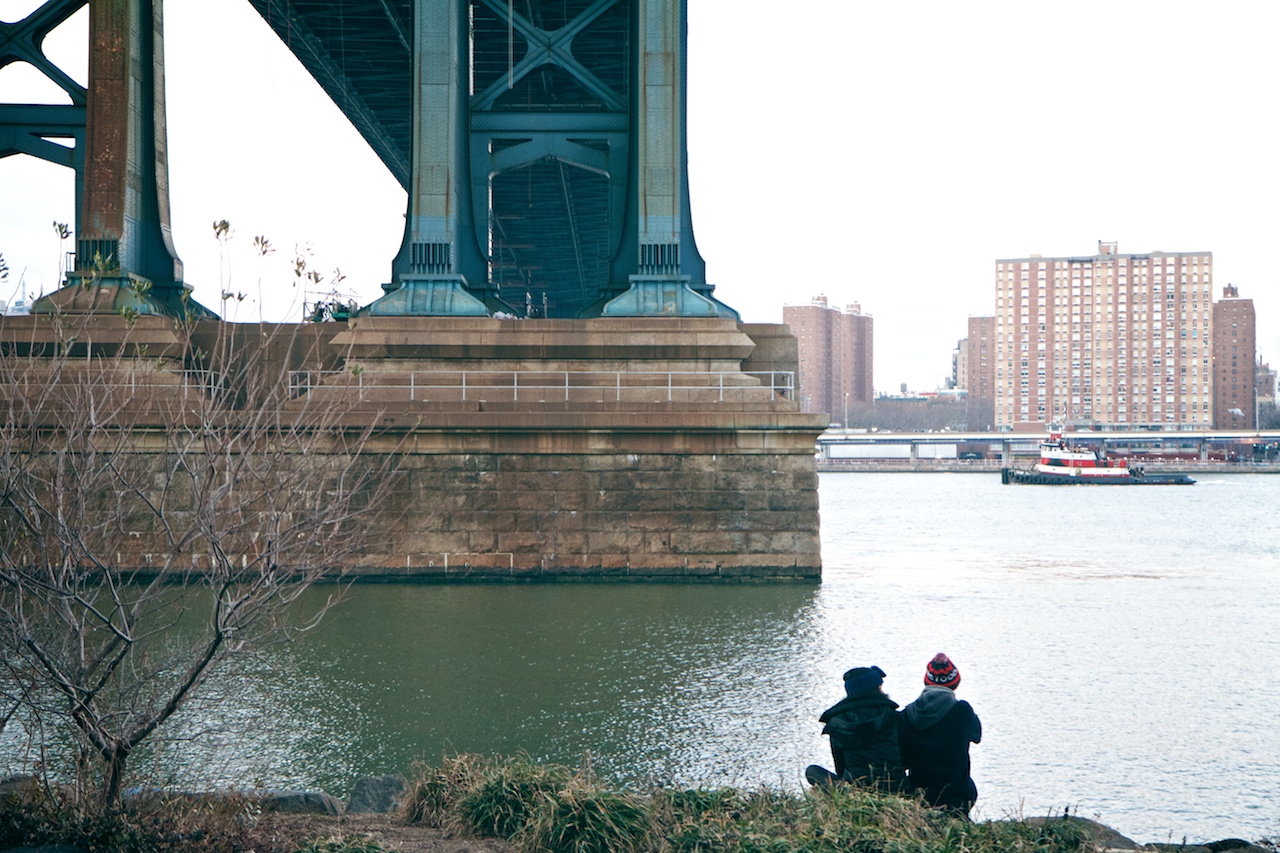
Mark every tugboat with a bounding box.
[1001,427,1195,485]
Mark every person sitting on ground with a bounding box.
[805,665,905,791]
[899,653,982,817]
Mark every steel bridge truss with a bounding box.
[1,0,88,228]
[3,0,735,319]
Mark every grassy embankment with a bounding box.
[0,753,1105,845]
[398,753,1096,853]
[0,753,1211,853]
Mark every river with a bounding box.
[6,472,1279,842]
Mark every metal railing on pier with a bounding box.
[287,369,795,404]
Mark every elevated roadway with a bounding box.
[817,428,1280,471]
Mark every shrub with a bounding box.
[941,817,1093,853]
[517,782,651,853]
[453,754,572,839]
[399,753,490,826]
[651,787,753,852]
[0,779,283,853]
[805,782,940,849]
[397,755,1097,853]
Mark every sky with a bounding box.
[2,1,1279,393]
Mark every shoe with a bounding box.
[805,764,834,789]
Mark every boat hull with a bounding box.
[1001,467,1195,486]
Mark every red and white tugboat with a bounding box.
[1001,427,1194,485]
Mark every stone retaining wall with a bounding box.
[1,315,827,582]
[356,444,820,580]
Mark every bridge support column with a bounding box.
[364,0,491,317]
[33,0,210,318]
[601,0,734,319]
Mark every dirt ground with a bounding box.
[272,813,517,853]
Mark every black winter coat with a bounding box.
[818,691,905,789]
[899,689,981,813]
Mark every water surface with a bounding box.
[6,472,1278,842]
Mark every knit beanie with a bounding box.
[842,665,886,696]
[923,653,960,688]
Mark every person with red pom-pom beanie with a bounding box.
[900,653,982,817]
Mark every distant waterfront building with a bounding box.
[1257,358,1278,428]
[1212,285,1256,429]
[964,316,997,430]
[952,338,967,391]
[994,241,1214,431]
[784,295,874,423]
[1256,357,1277,403]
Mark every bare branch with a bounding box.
[0,309,404,808]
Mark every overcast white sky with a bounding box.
[2,1,1278,393]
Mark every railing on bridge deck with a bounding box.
[287,369,796,404]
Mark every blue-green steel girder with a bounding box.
[470,0,627,112]
[0,0,89,104]
[0,0,89,238]
[245,0,412,188]
[4,0,213,318]
[249,0,732,319]
[7,0,737,320]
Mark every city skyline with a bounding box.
[3,3,1279,391]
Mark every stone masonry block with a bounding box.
[623,511,673,532]
[497,531,551,552]
[620,553,687,571]
[597,470,667,491]
[508,491,561,511]
[455,510,519,532]
[680,510,754,531]
[550,532,589,553]
[670,530,746,555]
[468,530,499,551]
[591,489,672,512]
[766,490,820,512]
[587,530,648,553]
[712,472,775,494]
[667,473,715,493]
[557,509,595,530]
[673,454,721,474]
[626,561,689,576]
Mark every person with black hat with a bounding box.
[900,653,982,816]
[804,665,906,791]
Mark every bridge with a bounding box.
[2,0,731,321]
[1,0,828,581]
[817,428,1280,471]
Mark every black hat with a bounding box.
[842,665,886,696]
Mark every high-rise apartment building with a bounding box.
[952,339,968,391]
[1212,285,1256,429]
[964,316,997,430]
[994,242,1214,430]
[784,295,874,423]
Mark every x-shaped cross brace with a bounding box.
[471,0,625,112]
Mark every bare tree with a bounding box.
[0,298,398,809]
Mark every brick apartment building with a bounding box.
[963,315,997,429]
[994,242,1216,431]
[783,296,873,423]
[1212,284,1257,429]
